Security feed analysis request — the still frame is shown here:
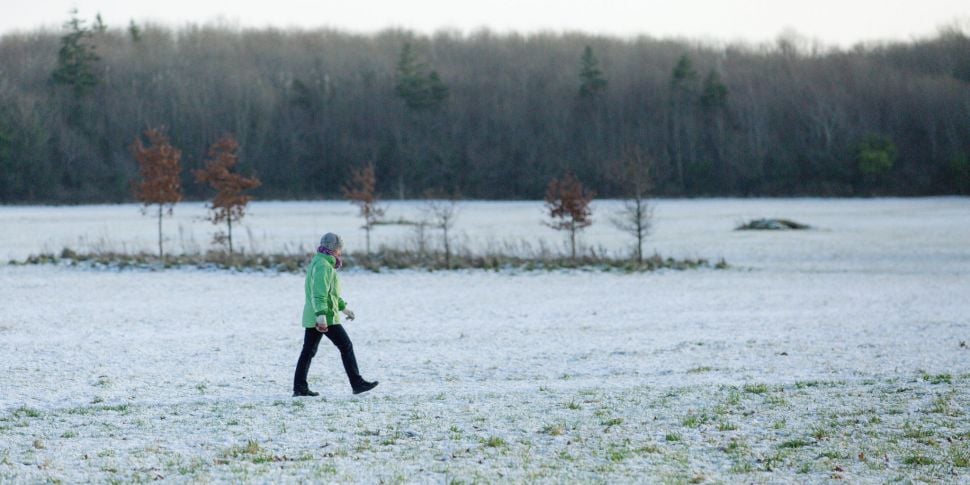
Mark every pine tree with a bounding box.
[578,45,607,98]
[93,13,107,34]
[128,20,142,42]
[394,42,448,111]
[671,54,699,90]
[669,54,700,190]
[51,8,100,99]
[0,108,12,202]
[700,70,728,111]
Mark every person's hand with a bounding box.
[315,315,329,332]
[342,308,355,321]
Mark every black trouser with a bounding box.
[293,325,363,392]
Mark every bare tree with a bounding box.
[131,127,182,258]
[611,146,655,263]
[194,135,261,256]
[422,190,461,268]
[544,172,594,260]
[343,163,386,254]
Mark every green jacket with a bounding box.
[302,253,347,327]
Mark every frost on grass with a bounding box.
[2,198,969,482]
[1,379,968,482]
[0,260,968,482]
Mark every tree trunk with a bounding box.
[570,224,577,260]
[636,199,644,264]
[443,226,450,269]
[227,214,233,257]
[365,225,371,254]
[157,204,163,259]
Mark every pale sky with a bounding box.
[2,0,969,47]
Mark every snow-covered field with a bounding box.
[1,198,968,483]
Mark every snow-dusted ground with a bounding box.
[1,198,968,482]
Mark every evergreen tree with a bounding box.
[0,102,50,201]
[0,108,13,201]
[946,153,970,194]
[128,20,142,42]
[671,54,699,94]
[700,69,728,111]
[578,45,607,98]
[855,134,897,194]
[93,13,107,34]
[856,135,897,176]
[51,9,100,99]
[669,54,700,190]
[394,42,448,111]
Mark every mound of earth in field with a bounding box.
[736,218,811,230]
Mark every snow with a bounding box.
[0,198,968,482]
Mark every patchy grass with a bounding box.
[717,422,738,431]
[929,392,962,416]
[682,412,711,429]
[743,383,769,394]
[1,374,967,482]
[482,436,506,448]
[921,373,953,385]
[217,439,293,465]
[601,417,623,427]
[949,443,970,468]
[14,246,726,274]
[779,439,811,449]
[902,453,936,466]
[12,406,42,418]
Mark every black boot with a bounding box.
[293,389,320,397]
[352,380,379,395]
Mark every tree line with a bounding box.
[1,11,969,203]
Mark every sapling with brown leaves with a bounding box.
[194,135,261,257]
[343,163,386,254]
[544,171,594,260]
[131,127,182,258]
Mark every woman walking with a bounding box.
[293,233,378,397]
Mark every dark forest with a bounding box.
[1,14,969,203]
